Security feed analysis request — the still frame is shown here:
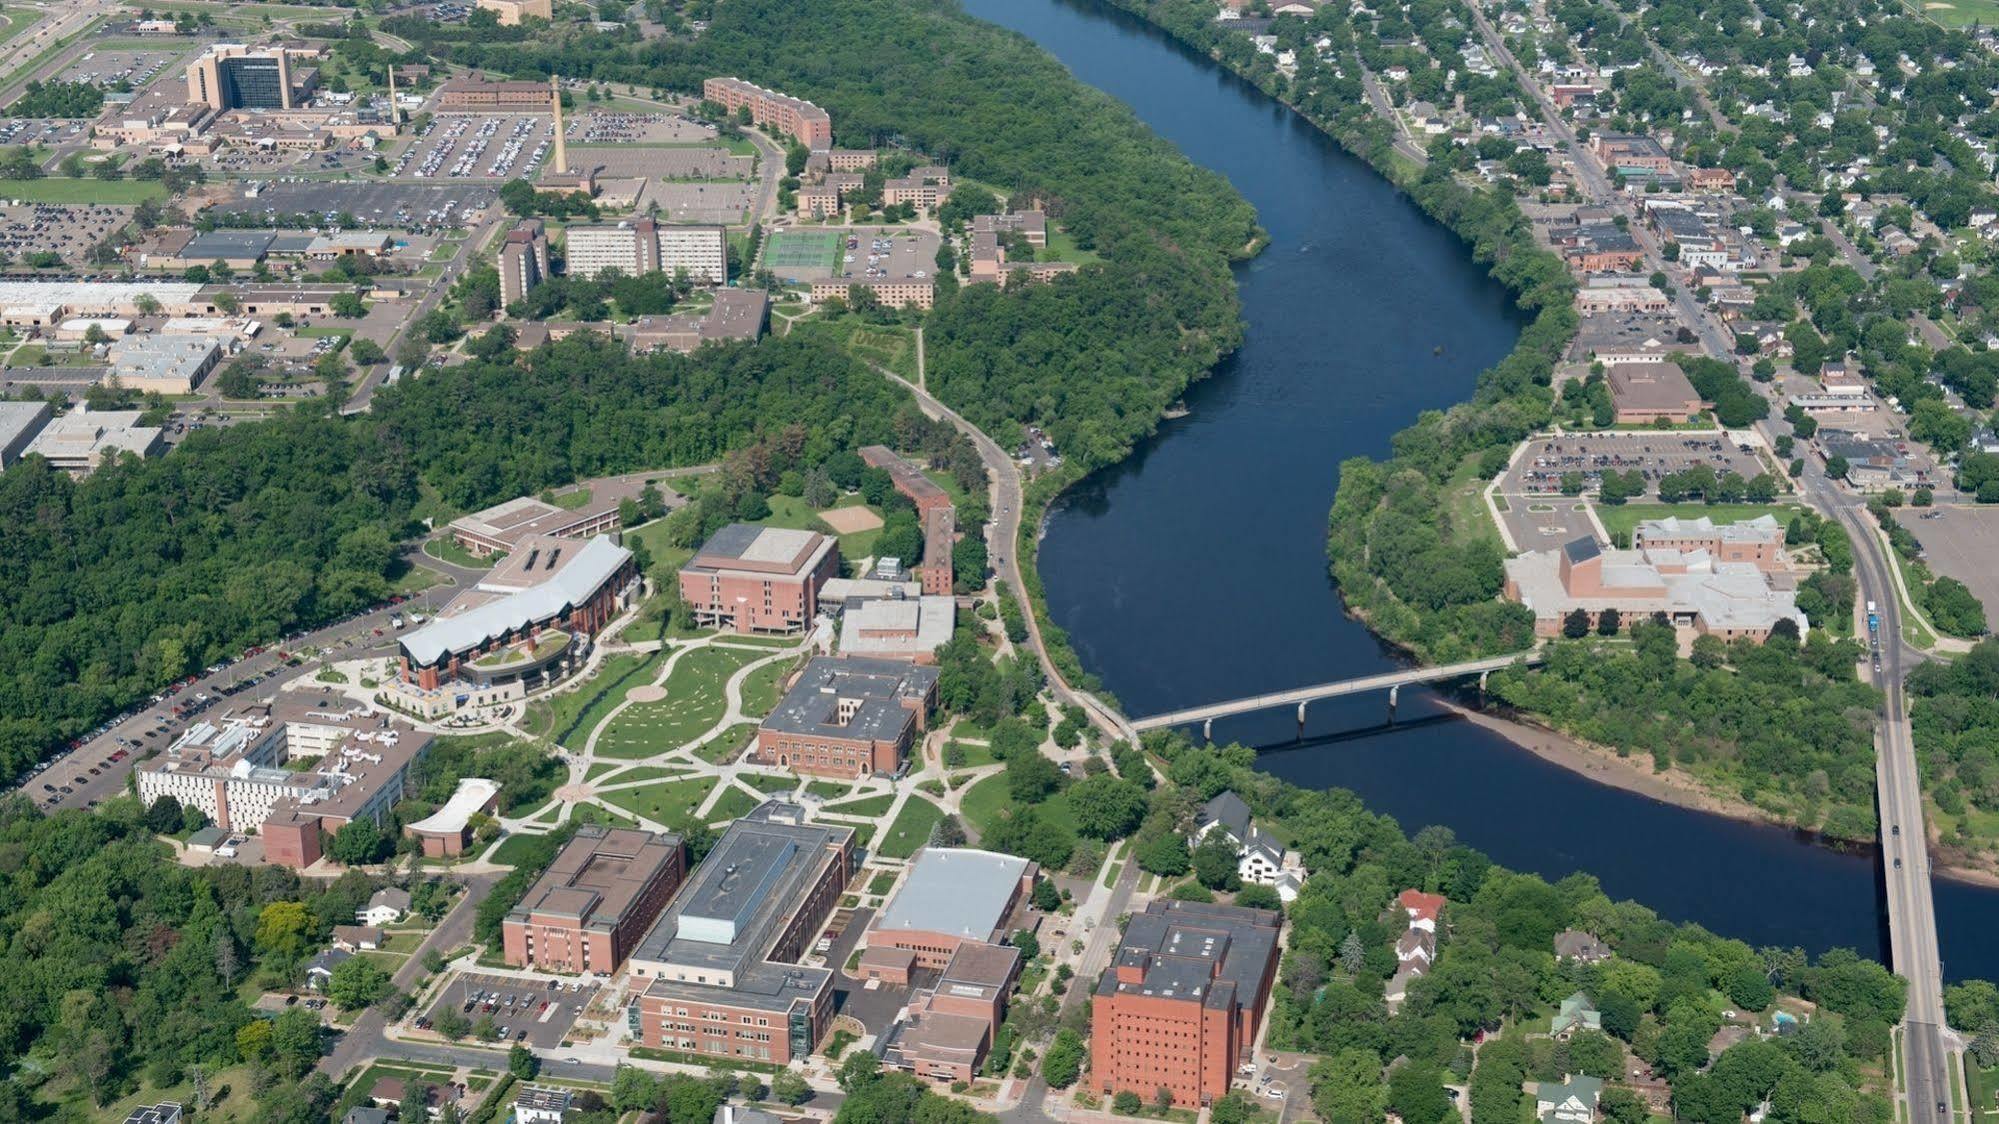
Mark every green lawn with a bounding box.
[571,802,639,828]
[806,780,852,800]
[764,491,886,561]
[0,177,165,204]
[593,645,764,759]
[959,773,1011,837]
[741,772,800,793]
[1908,0,1999,25]
[824,792,896,817]
[1595,501,1804,544]
[490,832,556,866]
[424,536,501,569]
[595,765,690,787]
[1966,1059,1996,1116]
[1039,229,1102,266]
[707,784,761,823]
[692,721,758,764]
[739,659,791,718]
[942,740,998,768]
[876,796,946,859]
[600,776,719,831]
[533,650,664,746]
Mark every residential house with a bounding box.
[1536,1075,1603,1124]
[1552,992,1601,1040]
[331,924,384,952]
[1553,930,1611,964]
[306,947,351,991]
[358,888,410,926]
[515,1086,574,1123]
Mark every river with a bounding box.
[962,0,1999,981]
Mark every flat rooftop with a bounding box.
[761,656,939,744]
[510,824,682,930]
[686,523,832,578]
[632,799,851,977]
[1101,900,1280,1014]
[874,847,1030,942]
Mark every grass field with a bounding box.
[1907,0,1999,25]
[764,228,842,273]
[942,740,998,768]
[692,721,758,764]
[707,784,761,823]
[959,774,1010,836]
[534,650,664,746]
[600,775,719,831]
[423,536,500,568]
[592,646,764,759]
[596,765,690,787]
[1594,501,1804,543]
[876,796,946,859]
[0,177,165,203]
[823,793,896,817]
[739,660,791,718]
[741,772,800,793]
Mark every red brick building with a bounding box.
[502,825,686,974]
[1090,901,1282,1108]
[628,802,854,1065]
[755,657,939,778]
[702,77,832,150]
[881,941,1022,1083]
[679,524,839,635]
[858,445,958,594]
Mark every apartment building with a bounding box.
[702,77,833,151]
[883,166,953,212]
[1090,901,1282,1107]
[498,219,550,307]
[678,524,839,635]
[755,656,939,778]
[627,801,853,1064]
[503,825,686,973]
[564,219,726,284]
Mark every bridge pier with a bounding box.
[1296,701,1307,741]
[1202,718,1212,743]
[1388,683,1400,722]
[1479,670,1489,695]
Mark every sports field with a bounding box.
[763,229,842,275]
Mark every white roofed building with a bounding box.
[392,533,638,718]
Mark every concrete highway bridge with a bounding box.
[1128,650,1546,739]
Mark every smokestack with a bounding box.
[551,76,567,175]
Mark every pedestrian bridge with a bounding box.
[1128,650,1546,738]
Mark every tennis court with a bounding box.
[763,228,843,277]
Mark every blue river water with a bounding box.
[963,0,1999,979]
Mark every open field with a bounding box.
[600,775,718,831]
[875,796,946,859]
[592,645,765,758]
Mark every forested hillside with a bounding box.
[0,335,907,786]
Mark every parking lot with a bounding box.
[1906,505,1999,624]
[226,182,496,229]
[1502,432,1770,501]
[58,48,183,87]
[832,228,941,285]
[394,113,554,181]
[0,118,89,148]
[425,973,599,1050]
[0,203,132,264]
[569,110,718,144]
[641,181,760,224]
[564,145,752,181]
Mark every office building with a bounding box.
[702,77,832,151]
[404,777,499,857]
[0,399,52,467]
[478,0,552,23]
[867,847,1035,970]
[1503,533,1807,642]
[880,941,1022,1082]
[394,533,638,716]
[498,219,550,307]
[679,524,839,635]
[504,825,686,973]
[186,44,303,111]
[446,477,652,558]
[1605,360,1703,425]
[105,334,223,395]
[437,74,557,110]
[628,801,853,1064]
[136,693,431,868]
[755,656,939,778]
[1091,901,1282,1107]
[24,407,163,474]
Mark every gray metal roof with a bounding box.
[182,229,277,260]
[761,657,939,743]
[874,847,1030,940]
